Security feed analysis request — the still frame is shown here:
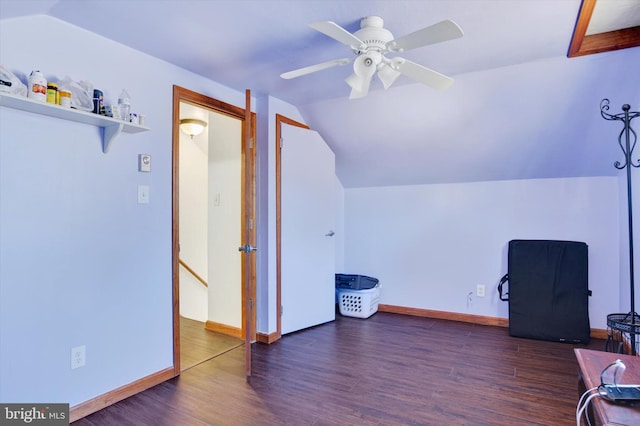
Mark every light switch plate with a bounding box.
[138,185,150,204]
[138,154,151,172]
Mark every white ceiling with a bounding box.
[1,0,639,187]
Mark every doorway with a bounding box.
[172,86,256,375]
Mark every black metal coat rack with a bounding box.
[601,99,640,355]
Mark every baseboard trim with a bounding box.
[70,366,175,422]
[378,304,608,339]
[591,328,609,340]
[205,320,242,339]
[256,331,280,344]
[378,304,509,327]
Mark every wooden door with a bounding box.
[241,89,254,377]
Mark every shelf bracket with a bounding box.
[103,123,124,153]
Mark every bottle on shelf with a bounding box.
[28,70,47,102]
[46,82,58,104]
[118,89,131,122]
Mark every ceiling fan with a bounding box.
[280,16,464,99]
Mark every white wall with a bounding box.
[207,112,242,328]
[635,168,640,315]
[344,177,619,329]
[178,105,209,322]
[0,15,255,406]
[618,165,640,316]
[334,176,345,273]
[178,106,244,327]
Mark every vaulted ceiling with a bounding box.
[1,0,639,187]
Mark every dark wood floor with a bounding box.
[76,312,607,425]
[180,316,243,371]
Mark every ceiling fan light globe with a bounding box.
[378,65,401,89]
[349,87,367,99]
[346,73,365,92]
[346,73,372,100]
[353,58,367,77]
[353,53,379,77]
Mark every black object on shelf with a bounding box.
[601,99,640,355]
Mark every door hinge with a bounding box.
[249,218,253,230]
[238,244,257,253]
[249,137,254,149]
[279,137,283,149]
[280,305,283,316]
[250,298,253,311]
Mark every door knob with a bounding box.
[325,230,335,237]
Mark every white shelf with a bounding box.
[0,92,150,153]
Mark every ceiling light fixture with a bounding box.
[280,16,463,99]
[179,118,207,139]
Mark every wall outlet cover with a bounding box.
[71,345,86,369]
[476,284,486,297]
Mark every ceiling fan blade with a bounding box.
[387,19,464,52]
[280,58,352,79]
[309,21,365,50]
[395,58,454,91]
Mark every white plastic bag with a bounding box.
[0,65,28,96]
[58,76,93,111]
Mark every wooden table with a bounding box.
[575,349,640,425]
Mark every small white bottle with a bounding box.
[28,70,47,102]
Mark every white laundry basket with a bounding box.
[337,286,380,319]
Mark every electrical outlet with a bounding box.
[71,345,86,369]
[476,284,486,297]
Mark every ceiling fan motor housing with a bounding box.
[353,16,394,54]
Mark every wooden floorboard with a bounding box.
[180,316,243,371]
[75,312,609,425]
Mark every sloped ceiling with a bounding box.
[1,0,639,187]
